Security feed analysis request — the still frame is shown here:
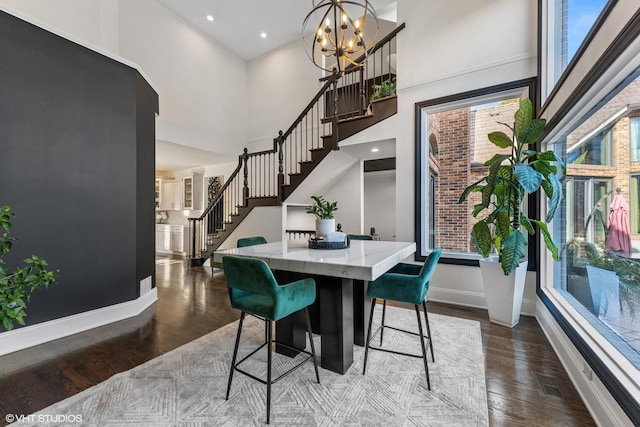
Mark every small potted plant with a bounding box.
[306,195,338,237]
[458,98,565,327]
[1,205,58,331]
[370,77,396,101]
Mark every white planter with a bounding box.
[315,218,335,237]
[479,257,528,328]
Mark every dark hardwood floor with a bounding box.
[0,255,595,426]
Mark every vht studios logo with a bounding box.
[5,413,83,424]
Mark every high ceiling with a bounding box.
[156,0,397,60]
[154,0,397,170]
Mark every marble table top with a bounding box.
[213,239,416,281]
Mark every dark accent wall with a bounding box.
[0,11,158,327]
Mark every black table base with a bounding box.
[274,271,371,374]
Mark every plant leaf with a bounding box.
[518,118,546,146]
[458,178,485,203]
[496,211,511,239]
[488,132,512,149]
[544,172,563,222]
[514,98,533,138]
[472,221,492,258]
[514,162,544,193]
[533,220,560,260]
[520,214,534,235]
[501,232,528,275]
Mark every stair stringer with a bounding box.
[338,111,398,149]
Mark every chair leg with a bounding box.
[380,300,387,346]
[423,300,434,363]
[414,305,431,390]
[363,298,377,375]
[304,307,320,383]
[226,311,245,400]
[266,319,273,424]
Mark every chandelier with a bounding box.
[303,0,379,73]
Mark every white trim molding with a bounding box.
[0,288,158,356]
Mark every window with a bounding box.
[632,175,640,235]
[567,124,612,165]
[631,117,640,162]
[566,177,611,243]
[545,63,640,421]
[415,80,533,261]
[540,0,611,103]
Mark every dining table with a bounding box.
[213,239,417,374]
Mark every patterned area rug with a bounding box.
[14,307,488,426]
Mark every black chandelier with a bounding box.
[303,0,379,73]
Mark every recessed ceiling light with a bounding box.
[206,15,214,22]
[260,32,267,38]
[371,148,380,153]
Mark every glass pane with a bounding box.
[631,117,640,162]
[552,0,609,84]
[420,90,528,255]
[554,69,640,368]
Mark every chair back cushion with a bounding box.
[419,247,442,284]
[237,236,267,247]
[223,255,277,298]
[347,234,373,241]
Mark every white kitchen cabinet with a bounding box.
[156,224,171,252]
[154,177,162,208]
[182,174,203,210]
[160,181,183,210]
[156,224,189,255]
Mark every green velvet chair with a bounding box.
[237,236,267,247]
[210,236,268,272]
[347,234,374,241]
[363,247,442,390]
[223,255,319,424]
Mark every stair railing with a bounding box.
[188,24,405,260]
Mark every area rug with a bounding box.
[13,307,488,426]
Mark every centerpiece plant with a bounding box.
[458,98,565,275]
[306,196,338,237]
[0,205,58,331]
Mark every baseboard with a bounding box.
[429,286,537,317]
[0,288,158,356]
[536,302,633,427]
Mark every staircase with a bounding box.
[188,24,405,265]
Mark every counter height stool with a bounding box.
[362,248,442,390]
[223,255,319,424]
[237,236,267,247]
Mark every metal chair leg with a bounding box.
[226,312,245,400]
[380,299,387,346]
[304,307,320,383]
[363,298,377,375]
[414,305,431,390]
[266,319,272,424]
[423,300,434,363]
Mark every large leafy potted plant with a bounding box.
[1,205,58,331]
[458,98,565,327]
[306,195,338,237]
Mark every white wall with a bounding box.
[246,38,322,152]
[324,161,364,234]
[392,0,537,306]
[0,0,249,159]
[118,0,248,156]
[0,0,110,50]
[364,170,395,240]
